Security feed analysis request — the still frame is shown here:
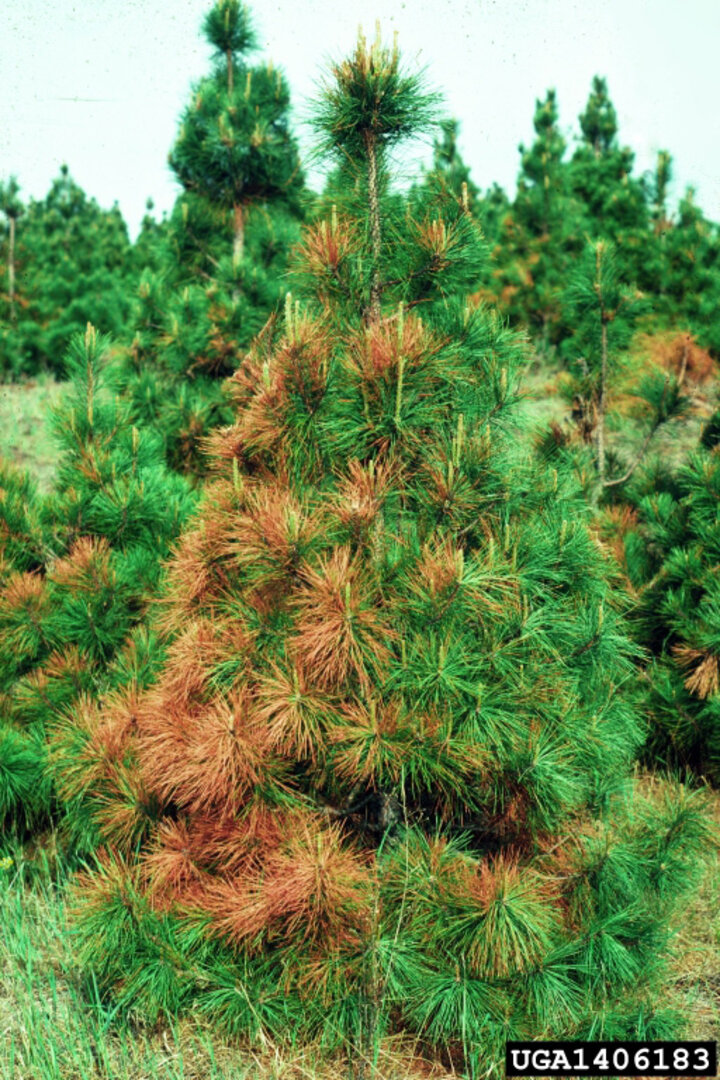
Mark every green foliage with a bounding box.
[569,78,648,268]
[552,240,689,495]
[203,0,257,59]
[169,64,302,222]
[0,327,196,839]
[654,188,720,354]
[623,445,720,779]
[312,25,439,158]
[0,167,134,378]
[114,1,306,476]
[425,119,480,211]
[467,75,720,366]
[489,90,582,346]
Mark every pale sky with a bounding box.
[2,0,719,239]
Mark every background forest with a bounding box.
[1,2,719,1078]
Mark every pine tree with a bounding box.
[0,166,134,376]
[0,326,196,838]
[554,240,687,497]
[619,444,720,780]
[0,177,27,376]
[492,89,583,350]
[170,0,301,263]
[131,198,167,276]
[658,187,720,355]
[55,30,711,1074]
[424,118,480,212]
[0,177,23,324]
[418,118,515,312]
[636,150,673,307]
[569,77,648,281]
[638,151,720,354]
[117,0,305,475]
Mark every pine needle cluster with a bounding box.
[619,444,720,781]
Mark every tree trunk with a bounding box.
[597,317,608,485]
[8,215,15,322]
[364,131,382,325]
[233,204,244,263]
[226,49,233,94]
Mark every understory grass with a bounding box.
[519,358,719,472]
[0,376,64,492]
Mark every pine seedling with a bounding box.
[559,239,687,497]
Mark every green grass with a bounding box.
[0,376,64,493]
[664,782,720,1043]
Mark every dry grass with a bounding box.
[664,784,720,1043]
[517,351,720,473]
[0,376,64,493]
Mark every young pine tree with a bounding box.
[556,240,687,499]
[0,326,196,839]
[119,0,305,476]
[57,31,711,1075]
[423,118,480,212]
[492,90,583,351]
[0,177,26,377]
[131,198,168,277]
[0,178,23,322]
[658,188,720,355]
[569,77,648,283]
[0,166,134,377]
[416,118,512,308]
[620,444,720,781]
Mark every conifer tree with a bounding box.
[657,188,720,355]
[118,0,305,475]
[0,166,134,377]
[424,119,480,212]
[493,90,582,350]
[418,119,512,303]
[637,152,720,355]
[555,240,687,497]
[0,177,28,377]
[131,198,167,276]
[0,326,196,837]
[55,31,711,1074]
[0,177,23,326]
[620,445,720,780]
[569,77,648,281]
[170,0,302,263]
